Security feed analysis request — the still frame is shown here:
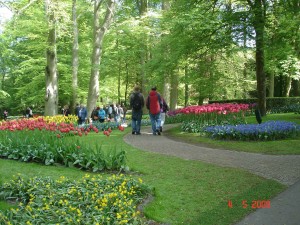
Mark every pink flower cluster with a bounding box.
[171,103,250,115]
[0,118,98,136]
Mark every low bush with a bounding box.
[203,120,300,141]
[0,174,151,225]
[266,104,300,114]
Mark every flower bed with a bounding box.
[0,174,151,225]
[0,118,127,172]
[166,103,250,133]
[169,103,250,115]
[42,114,79,124]
[0,118,85,133]
[203,121,300,141]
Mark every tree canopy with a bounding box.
[0,0,299,115]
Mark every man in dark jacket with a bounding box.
[146,86,162,135]
[130,85,145,135]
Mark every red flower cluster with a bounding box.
[171,103,250,115]
[118,125,124,131]
[0,118,99,137]
[102,125,124,137]
[103,128,112,137]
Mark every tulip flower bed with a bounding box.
[166,103,250,133]
[203,120,300,141]
[0,118,127,172]
[0,174,151,225]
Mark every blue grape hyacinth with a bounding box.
[204,121,300,141]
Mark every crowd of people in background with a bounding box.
[1,106,34,121]
[72,103,127,126]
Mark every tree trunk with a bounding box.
[71,0,79,114]
[116,37,122,105]
[268,72,274,97]
[86,0,115,117]
[118,60,121,104]
[249,0,267,116]
[124,62,129,106]
[137,0,148,15]
[291,79,299,96]
[184,65,189,107]
[136,0,148,112]
[162,0,170,9]
[162,0,171,106]
[243,16,248,99]
[284,76,292,97]
[169,70,178,110]
[44,0,58,116]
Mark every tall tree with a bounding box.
[86,0,116,117]
[71,0,79,113]
[44,0,58,116]
[137,0,148,101]
[246,0,267,115]
[161,0,171,105]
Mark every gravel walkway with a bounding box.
[123,124,300,186]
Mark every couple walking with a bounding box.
[130,85,168,135]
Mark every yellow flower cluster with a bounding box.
[37,115,78,124]
[0,174,150,225]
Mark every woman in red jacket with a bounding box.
[146,86,163,135]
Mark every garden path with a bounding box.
[123,124,300,186]
[123,124,300,225]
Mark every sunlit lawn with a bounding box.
[166,113,300,155]
[0,124,287,225]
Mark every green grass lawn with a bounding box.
[0,127,286,225]
[166,113,300,155]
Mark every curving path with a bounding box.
[124,124,300,186]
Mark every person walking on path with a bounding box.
[121,103,127,124]
[159,97,169,132]
[129,85,144,135]
[146,86,163,135]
